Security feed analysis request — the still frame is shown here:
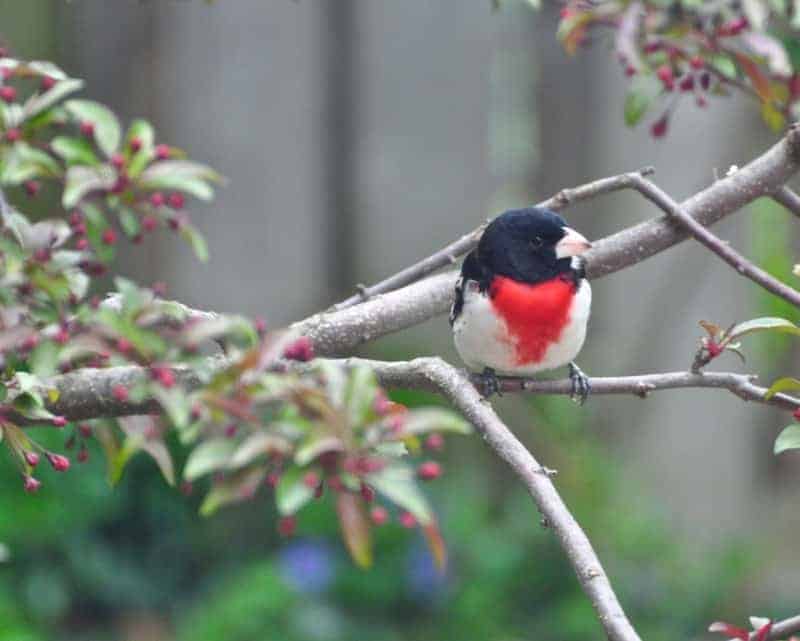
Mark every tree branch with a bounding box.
[625,174,800,308]
[765,614,800,641]
[297,127,800,355]
[771,185,800,218]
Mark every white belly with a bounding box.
[452,280,591,376]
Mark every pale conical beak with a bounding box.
[555,227,592,259]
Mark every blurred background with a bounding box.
[1,1,799,640]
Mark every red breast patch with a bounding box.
[488,275,576,366]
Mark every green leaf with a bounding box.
[774,424,800,454]
[275,465,314,516]
[95,308,167,358]
[294,434,343,466]
[117,416,176,486]
[118,207,140,238]
[368,463,433,525]
[179,223,209,262]
[29,340,60,377]
[230,431,291,468]
[125,119,155,178]
[200,466,267,516]
[710,54,737,79]
[151,386,192,430]
[22,78,84,121]
[138,160,222,200]
[62,165,115,208]
[399,408,471,437]
[184,438,237,481]
[51,136,100,166]
[336,492,372,568]
[727,317,800,341]
[344,365,378,426]
[623,77,659,127]
[764,377,800,400]
[64,99,121,156]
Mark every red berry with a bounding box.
[370,506,389,526]
[151,366,176,388]
[650,114,669,138]
[0,85,16,103]
[77,446,89,463]
[5,127,20,142]
[360,482,375,502]
[155,144,170,160]
[624,66,636,77]
[116,337,132,353]
[110,174,129,194]
[52,416,68,428]
[278,515,296,537]
[79,121,95,137]
[689,55,704,71]
[679,75,695,92]
[656,65,674,91]
[72,222,86,235]
[75,237,89,251]
[283,336,315,362]
[33,248,50,262]
[69,210,83,226]
[303,471,320,489]
[79,423,93,438]
[24,180,40,197]
[101,228,117,245]
[417,461,442,481]
[167,192,185,209]
[40,75,55,91]
[24,476,42,493]
[425,433,444,451]
[399,511,417,529]
[20,334,38,351]
[327,475,345,492]
[142,215,158,232]
[707,341,722,358]
[47,453,70,471]
[24,451,40,467]
[112,385,129,402]
[255,317,267,336]
[129,137,142,152]
[53,328,70,344]
[110,153,125,169]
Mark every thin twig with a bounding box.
[771,185,800,218]
[627,175,800,308]
[329,167,656,311]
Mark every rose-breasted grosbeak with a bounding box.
[450,207,593,401]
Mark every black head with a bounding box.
[472,207,591,285]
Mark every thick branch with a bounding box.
[36,358,800,423]
[765,614,800,641]
[297,127,800,355]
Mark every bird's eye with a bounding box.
[530,236,543,248]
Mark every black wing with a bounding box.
[449,250,485,326]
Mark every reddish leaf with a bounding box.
[336,492,373,568]
[733,52,772,103]
[708,622,751,641]
[422,519,447,572]
[754,622,773,641]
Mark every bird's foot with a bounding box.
[568,362,591,405]
[478,367,503,398]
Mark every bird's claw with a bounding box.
[478,367,503,398]
[568,362,591,405]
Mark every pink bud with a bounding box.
[24,451,40,467]
[370,506,389,525]
[399,511,417,529]
[282,336,315,362]
[417,461,442,481]
[52,416,68,428]
[112,385,129,402]
[79,121,95,137]
[155,144,170,160]
[47,453,70,472]
[24,476,42,493]
[424,433,444,451]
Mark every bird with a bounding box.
[449,207,593,402]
